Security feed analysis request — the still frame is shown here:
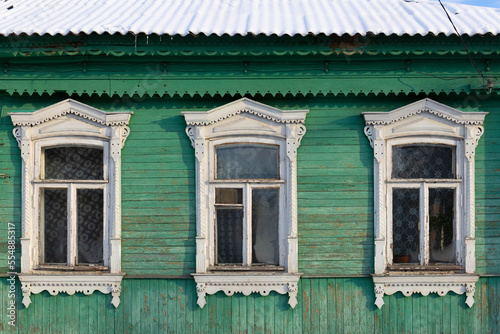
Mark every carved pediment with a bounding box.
[9,99,132,127]
[363,98,487,126]
[182,98,308,126]
[211,113,280,136]
[35,115,107,137]
[391,115,458,136]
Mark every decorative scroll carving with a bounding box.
[185,126,195,147]
[185,108,306,126]
[12,127,22,148]
[20,276,123,308]
[286,124,306,161]
[465,283,476,307]
[465,125,484,162]
[372,275,479,309]
[374,283,385,309]
[121,126,131,148]
[364,126,374,148]
[196,283,207,308]
[365,108,486,126]
[186,126,205,162]
[194,275,300,309]
[10,107,131,127]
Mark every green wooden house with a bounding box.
[1,0,500,332]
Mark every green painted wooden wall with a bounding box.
[1,94,500,276]
[0,44,499,333]
[0,277,499,333]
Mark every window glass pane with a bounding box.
[216,144,279,179]
[77,189,104,264]
[44,146,103,180]
[252,188,279,265]
[216,188,243,204]
[42,188,67,264]
[216,208,243,264]
[429,188,455,263]
[393,188,420,264]
[392,145,454,179]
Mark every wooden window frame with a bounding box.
[9,99,132,308]
[209,139,285,269]
[183,98,308,309]
[386,138,462,268]
[34,140,108,269]
[363,98,486,309]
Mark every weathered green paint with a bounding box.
[0,34,499,98]
[0,58,497,98]
[0,32,500,332]
[0,34,498,58]
[0,277,499,333]
[1,94,500,276]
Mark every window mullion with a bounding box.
[243,184,252,266]
[68,184,78,266]
[421,183,429,266]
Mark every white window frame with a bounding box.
[182,98,308,309]
[34,139,109,268]
[9,99,132,308]
[386,138,462,268]
[209,137,286,269]
[363,98,486,309]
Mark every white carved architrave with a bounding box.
[9,99,132,308]
[182,98,308,309]
[363,98,486,309]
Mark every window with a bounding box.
[10,99,132,308]
[363,98,487,309]
[390,144,458,267]
[38,146,106,268]
[213,143,282,268]
[183,98,308,309]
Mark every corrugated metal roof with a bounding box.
[0,0,499,37]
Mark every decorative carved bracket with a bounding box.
[372,275,479,309]
[465,125,484,162]
[193,274,301,309]
[185,126,205,162]
[286,124,307,161]
[19,274,124,308]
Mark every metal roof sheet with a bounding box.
[0,0,499,37]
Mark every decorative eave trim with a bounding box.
[8,98,133,127]
[182,98,308,125]
[19,273,124,308]
[362,98,488,126]
[1,34,499,57]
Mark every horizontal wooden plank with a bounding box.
[122,237,195,247]
[123,215,194,224]
[123,230,195,239]
[123,246,196,255]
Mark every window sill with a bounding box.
[193,272,301,309]
[208,265,285,272]
[35,264,109,271]
[386,264,462,272]
[18,272,125,308]
[372,273,479,309]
